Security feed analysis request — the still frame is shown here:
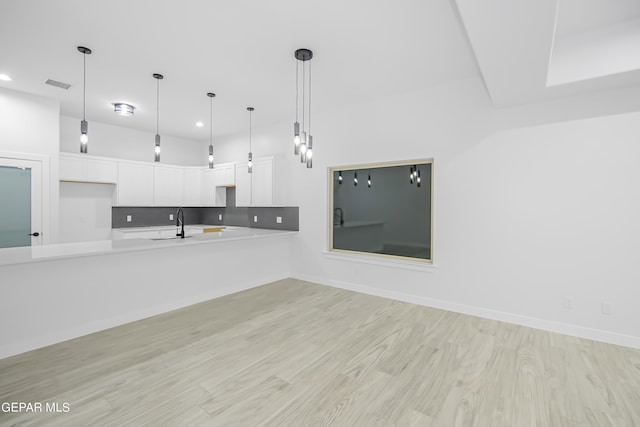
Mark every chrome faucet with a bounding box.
[176,207,185,238]
[334,208,344,226]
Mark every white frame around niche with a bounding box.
[327,158,434,266]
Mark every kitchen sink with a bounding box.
[150,235,194,241]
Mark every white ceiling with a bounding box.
[455,0,640,107]
[3,0,640,139]
[0,0,479,141]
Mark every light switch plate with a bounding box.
[276,216,282,224]
[254,215,258,222]
[126,215,132,223]
[218,214,222,220]
[169,214,174,220]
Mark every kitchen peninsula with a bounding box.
[0,226,296,359]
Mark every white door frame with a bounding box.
[0,152,51,245]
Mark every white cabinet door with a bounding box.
[183,168,203,206]
[235,164,252,207]
[117,162,154,206]
[154,165,184,206]
[200,169,216,206]
[59,154,117,183]
[213,164,236,187]
[251,158,274,206]
[59,154,84,181]
[85,158,117,183]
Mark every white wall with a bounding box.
[60,115,204,166]
[215,77,640,348]
[0,87,60,243]
[59,182,115,243]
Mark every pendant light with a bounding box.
[338,171,343,184]
[293,48,314,168]
[207,92,215,168]
[153,73,164,162]
[368,171,372,188]
[77,46,92,153]
[354,172,358,186]
[409,166,414,184]
[417,167,422,188]
[247,107,254,173]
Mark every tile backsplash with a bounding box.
[112,206,299,231]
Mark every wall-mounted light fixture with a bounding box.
[153,73,163,162]
[247,107,254,173]
[77,46,92,153]
[293,48,314,168]
[207,92,215,168]
[338,171,343,184]
[368,171,372,188]
[113,103,135,116]
[354,172,358,186]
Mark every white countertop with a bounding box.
[0,226,297,267]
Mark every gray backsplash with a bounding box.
[113,205,299,231]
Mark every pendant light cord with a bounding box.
[211,98,213,145]
[302,60,305,132]
[308,60,312,135]
[295,60,299,123]
[82,52,86,121]
[249,109,252,152]
[156,78,160,135]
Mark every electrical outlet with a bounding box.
[126,215,132,223]
[601,302,612,315]
[169,214,174,221]
[562,297,573,309]
[276,216,282,224]
[254,215,258,223]
[218,214,222,220]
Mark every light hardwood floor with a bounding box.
[1,278,639,426]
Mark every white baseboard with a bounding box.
[0,273,288,360]
[291,272,640,350]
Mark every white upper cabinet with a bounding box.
[251,158,274,206]
[153,165,184,206]
[213,163,235,187]
[61,152,281,207]
[235,163,252,207]
[59,153,117,184]
[183,167,203,206]
[234,157,281,207]
[117,161,154,206]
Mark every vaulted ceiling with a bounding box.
[1,0,639,141]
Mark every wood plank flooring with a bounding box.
[1,278,639,426]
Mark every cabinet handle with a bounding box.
[29,232,40,237]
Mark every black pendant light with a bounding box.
[77,46,92,153]
[338,171,343,184]
[354,172,358,186]
[294,48,314,168]
[247,107,254,173]
[368,171,372,188]
[207,92,215,168]
[153,73,164,162]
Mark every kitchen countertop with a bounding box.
[0,226,297,267]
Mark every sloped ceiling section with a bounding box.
[455,0,640,108]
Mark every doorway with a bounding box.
[0,157,43,248]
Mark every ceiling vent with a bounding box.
[45,79,71,90]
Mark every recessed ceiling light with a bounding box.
[0,74,12,81]
[196,121,204,127]
[114,103,135,116]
